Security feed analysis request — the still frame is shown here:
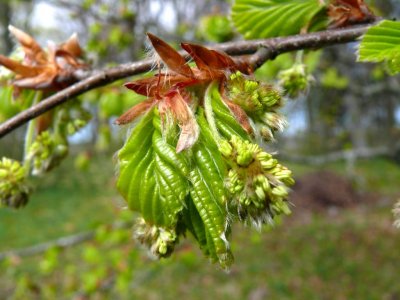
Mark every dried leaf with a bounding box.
[328,0,375,28]
[147,33,194,78]
[0,26,87,90]
[115,99,155,125]
[166,91,199,152]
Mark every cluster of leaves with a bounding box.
[115,35,295,268]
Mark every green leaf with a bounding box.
[358,20,400,74]
[189,116,233,268]
[117,109,155,211]
[181,196,211,257]
[199,14,234,42]
[231,0,326,39]
[117,108,189,228]
[152,132,189,226]
[206,83,249,141]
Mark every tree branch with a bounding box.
[0,23,373,138]
[0,221,131,261]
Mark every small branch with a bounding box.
[0,221,132,261]
[0,23,373,138]
[279,146,393,165]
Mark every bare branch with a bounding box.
[0,23,373,138]
[279,145,396,165]
[0,221,131,261]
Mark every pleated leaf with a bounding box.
[358,20,400,74]
[117,109,155,212]
[231,0,326,39]
[189,113,233,268]
[117,108,189,228]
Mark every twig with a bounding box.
[279,145,394,165]
[0,221,132,261]
[0,23,373,138]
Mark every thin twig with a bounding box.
[0,221,132,261]
[0,23,373,138]
[279,145,395,165]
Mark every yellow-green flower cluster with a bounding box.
[0,158,29,208]
[393,199,400,228]
[227,71,287,141]
[28,131,68,175]
[220,136,294,226]
[278,64,312,98]
[133,218,178,258]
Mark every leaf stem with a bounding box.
[295,50,304,64]
[23,91,42,173]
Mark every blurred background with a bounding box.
[1,0,400,299]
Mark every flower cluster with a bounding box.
[28,131,68,176]
[393,200,400,228]
[0,158,29,208]
[278,64,313,98]
[133,218,178,258]
[226,71,287,141]
[220,136,294,227]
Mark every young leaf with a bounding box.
[117,108,189,228]
[231,0,326,39]
[358,20,400,74]
[189,115,233,268]
[147,33,194,78]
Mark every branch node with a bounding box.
[249,46,276,70]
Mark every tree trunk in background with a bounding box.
[383,86,397,156]
[345,93,367,150]
[0,1,13,54]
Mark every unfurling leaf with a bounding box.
[231,0,326,39]
[358,20,400,75]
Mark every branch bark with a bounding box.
[0,23,373,138]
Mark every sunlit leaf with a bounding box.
[358,20,400,74]
[231,0,327,39]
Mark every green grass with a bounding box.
[1,154,400,299]
[0,153,120,251]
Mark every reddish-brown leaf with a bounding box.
[115,99,155,125]
[223,98,253,135]
[0,55,42,77]
[125,74,196,97]
[8,25,47,64]
[165,91,199,152]
[328,0,375,28]
[1,26,87,90]
[147,33,194,78]
[60,33,83,58]
[181,43,237,73]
